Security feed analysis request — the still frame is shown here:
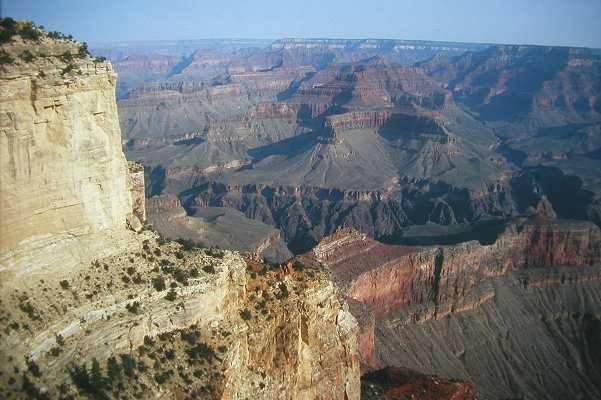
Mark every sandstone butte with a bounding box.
[0,23,360,399]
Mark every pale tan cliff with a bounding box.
[0,23,359,399]
[0,31,137,273]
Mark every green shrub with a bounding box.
[206,247,224,258]
[176,238,197,251]
[276,282,289,299]
[0,50,13,65]
[172,267,188,284]
[62,51,73,62]
[185,342,218,362]
[19,50,34,62]
[68,358,108,399]
[59,280,70,289]
[19,301,40,320]
[26,357,42,377]
[120,354,136,378]
[106,357,121,382]
[164,289,177,301]
[56,333,65,346]
[21,375,47,400]
[0,18,18,43]
[78,42,89,57]
[181,329,200,345]
[202,265,216,274]
[19,22,41,41]
[152,276,166,291]
[125,301,141,314]
[239,308,252,321]
[143,335,155,347]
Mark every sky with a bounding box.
[2,0,601,48]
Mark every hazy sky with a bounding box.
[3,0,601,47]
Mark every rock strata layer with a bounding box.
[307,219,601,399]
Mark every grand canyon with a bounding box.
[1,10,600,400]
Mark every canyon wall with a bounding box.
[0,27,359,400]
[307,219,601,399]
[0,34,138,272]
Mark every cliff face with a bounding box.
[0,32,136,271]
[308,219,601,399]
[0,24,359,400]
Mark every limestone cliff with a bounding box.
[0,22,359,400]
[0,24,137,273]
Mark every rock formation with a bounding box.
[0,22,359,400]
[307,219,601,399]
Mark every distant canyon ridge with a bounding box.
[94,38,601,257]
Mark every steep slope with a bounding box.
[307,219,601,399]
[0,22,360,400]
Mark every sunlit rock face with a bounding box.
[0,24,360,400]
[0,31,136,272]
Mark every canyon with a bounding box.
[306,219,601,399]
[1,17,601,400]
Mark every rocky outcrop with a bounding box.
[0,25,358,400]
[308,219,601,399]
[326,111,392,132]
[0,26,140,272]
[128,161,146,224]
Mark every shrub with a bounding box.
[62,51,73,62]
[19,50,34,62]
[125,301,141,314]
[181,329,200,345]
[59,280,70,289]
[26,357,42,377]
[154,371,172,385]
[164,349,175,360]
[120,354,136,378]
[0,18,18,43]
[176,238,197,251]
[202,265,216,274]
[19,301,40,320]
[19,22,41,41]
[164,289,177,301]
[239,308,252,321]
[56,333,65,346]
[276,282,289,299]
[206,247,224,258]
[172,267,188,284]
[68,358,108,399]
[78,42,89,57]
[143,335,155,347]
[21,375,47,400]
[185,342,218,362]
[106,357,121,382]
[49,346,62,357]
[0,50,13,65]
[152,276,166,291]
